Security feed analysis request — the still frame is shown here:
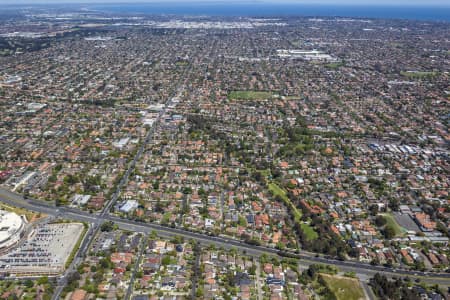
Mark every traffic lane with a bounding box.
[104,216,450,279]
[299,257,450,286]
[108,220,450,283]
[2,188,450,284]
[361,281,376,300]
[108,216,274,251]
[112,220,268,256]
[115,218,450,286]
[61,211,101,224]
[0,189,57,216]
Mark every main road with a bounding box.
[1,187,450,287]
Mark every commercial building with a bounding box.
[0,210,25,252]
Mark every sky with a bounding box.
[0,0,449,5]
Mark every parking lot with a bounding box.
[0,223,84,275]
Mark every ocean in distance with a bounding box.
[89,3,450,21]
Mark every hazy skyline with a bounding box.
[1,0,449,6]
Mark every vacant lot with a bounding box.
[320,274,365,300]
[268,183,317,240]
[382,213,405,236]
[400,71,439,79]
[325,61,344,69]
[301,223,319,241]
[394,212,421,232]
[228,90,274,100]
[268,183,302,221]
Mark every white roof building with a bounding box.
[0,210,25,250]
[119,200,139,213]
[72,194,91,206]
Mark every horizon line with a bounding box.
[1,1,450,7]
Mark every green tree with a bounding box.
[375,215,387,227]
[37,276,49,285]
[24,279,34,289]
[196,286,204,297]
[383,225,396,239]
[100,221,114,232]
[161,255,171,266]
[248,265,257,275]
[152,180,160,190]
[238,215,247,227]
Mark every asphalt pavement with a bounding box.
[1,188,450,288]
